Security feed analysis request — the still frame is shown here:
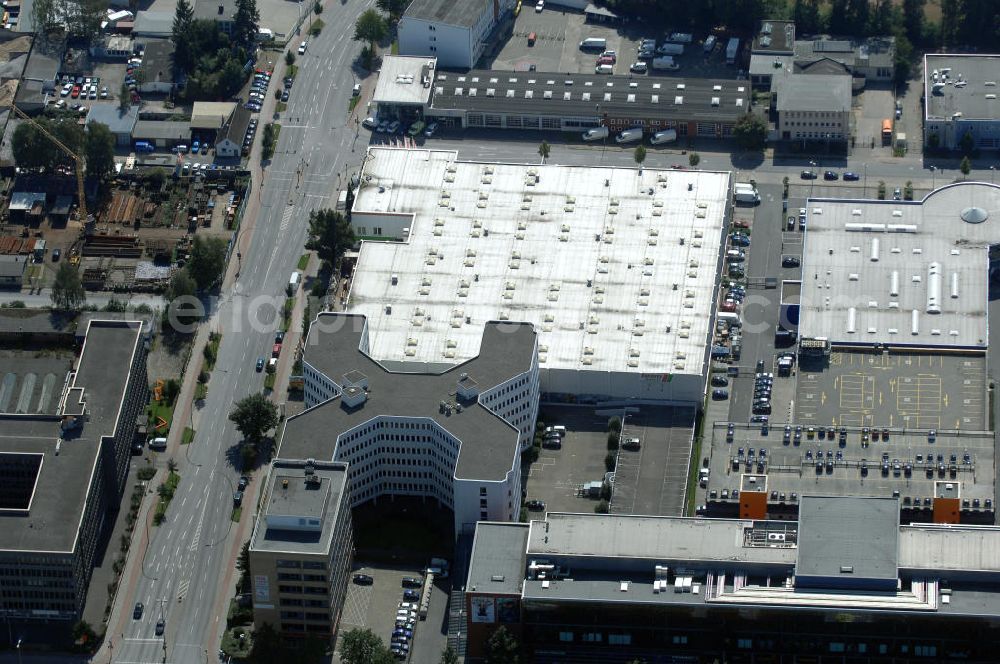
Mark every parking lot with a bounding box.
[337,564,449,664]
[796,351,988,430]
[611,406,696,516]
[493,7,738,79]
[700,420,996,517]
[526,406,619,513]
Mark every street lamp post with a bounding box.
[808,160,817,200]
[991,165,996,184]
[863,163,868,197]
[930,165,936,190]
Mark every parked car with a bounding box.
[712,389,729,400]
[843,171,860,181]
[526,499,546,511]
[401,577,422,588]
[387,120,401,133]
[155,619,165,636]
[800,170,817,179]
[297,41,307,54]
[424,121,438,137]
[353,574,374,585]
[711,375,729,387]
[823,170,838,180]
[255,357,265,372]
[362,116,377,130]
[403,589,420,601]
[893,187,902,200]
[238,476,249,490]
[782,255,801,268]
[52,248,61,261]
[630,61,648,73]
[535,0,544,10]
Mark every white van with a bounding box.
[595,64,614,74]
[336,190,348,211]
[615,128,643,144]
[582,126,609,141]
[149,437,167,450]
[287,271,301,295]
[650,129,677,145]
[579,37,607,50]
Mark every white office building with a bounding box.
[397,0,514,69]
[279,312,539,536]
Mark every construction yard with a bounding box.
[0,169,247,293]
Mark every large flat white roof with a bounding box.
[347,148,729,377]
[799,183,1000,348]
[373,55,436,106]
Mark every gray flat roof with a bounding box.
[795,496,899,588]
[402,0,488,28]
[0,320,144,553]
[133,120,191,141]
[133,10,173,36]
[925,54,1000,122]
[86,104,138,135]
[278,313,535,481]
[140,38,174,85]
[250,460,348,556]
[776,73,851,112]
[431,71,751,124]
[799,183,1000,348]
[193,0,235,21]
[752,20,795,55]
[467,522,529,595]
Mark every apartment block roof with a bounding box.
[924,54,1000,122]
[402,0,489,29]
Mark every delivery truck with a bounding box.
[726,38,740,65]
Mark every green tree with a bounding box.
[792,0,822,34]
[171,0,194,71]
[959,130,975,155]
[892,31,913,85]
[166,271,200,325]
[305,209,355,268]
[960,156,971,177]
[733,112,768,151]
[633,144,647,168]
[51,263,86,311]
[354,9,388,66]
[313,0,322,13]
[232,0,260,52]
[440,645,459,664]
[30,0,55,34]
[485,626,520,664]
[119,81,131,112]
[236,540,251,591]
[340,628,395,664]
[376,0,407,21]
[688,152,701,167]
[186,234,228,290]
[229,392,279,445]
[902,0,925,44]
[84,122,116,181]
[285,50,296,67]
[247,622,283,663]
[146,167,167,189]
[71,620,96,645]
[538,140,550,162]
[939,0,961,47]
[12,118,84,172]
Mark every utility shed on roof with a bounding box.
[795,496,899,591]
[798,182,1000,350]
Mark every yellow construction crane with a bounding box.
[10,104,88,221]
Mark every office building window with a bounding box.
[609,634,631,645]
[559,632,573,642]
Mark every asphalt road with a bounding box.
[110,2,373,663]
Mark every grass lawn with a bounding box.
[297,253,310,270]
[287,64,298,79]
[204,333,222,371]
[391,40,398,55]
[221,626,253,658]
[181,427,196,445]
[263,373,276,391]
[309,18,324,35]
[275,101,287,113]
[349,96,360,112]
[153,471,181,526]
[195,383,208,401]
[231,507,242,522]
[147,400,174,434]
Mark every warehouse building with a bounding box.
[798,182,1000,351]
[465,497,1000,662]
[346,147,730,403]
[923,54,1000,151]
[371,55,751,138]
[248,459,354,640]
[277,312,539,536]
[397,0,515,69]
[0,319,148,630]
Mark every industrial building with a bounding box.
[465,498,1000,663]
[248,459,354,640]
[346,147,730,403]
[0,319,148,627]
[923,54,1000,151]
[371,55,752,137]
[397,0,515,69]
[277,312,539,536]
[798,182,1000,351]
